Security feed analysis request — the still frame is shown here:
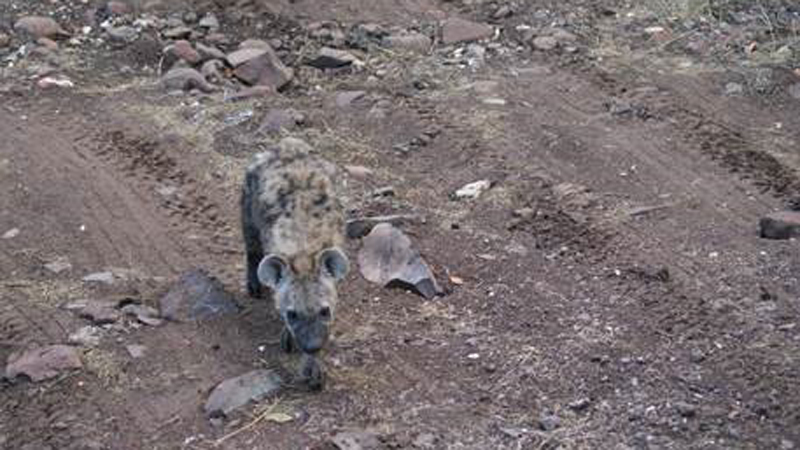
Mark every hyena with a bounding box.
[240,137,349,389]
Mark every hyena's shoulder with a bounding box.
[244,138,345,272]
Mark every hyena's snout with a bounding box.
[287,308,332,354]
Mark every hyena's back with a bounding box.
[241,138,346,295]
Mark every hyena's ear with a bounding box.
[319,247,349,281]
[257,255,290,289]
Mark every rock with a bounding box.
[239,38,272,50]
[106,1,131,15]
[227,85,274,101]
[344,165,373,180]
[198,14,220,31]
[195,43,225,61]
[0,32,10,48]
[441,18,493,45]
[2,228,20,239]
[568,397,591,411]
[44,257,72,274]
[538,414,560,431]
[68,326,102,347]
[166,40,201,65]
[384,32,431,53]
[82,271,115,284]
[760,211,800,239]
[5,345,82,382]
[232,48,293,89]
[335,90,366,107]
[532,36,558,51]
[551,29,578,43]
[125,344,146,359]
[331,430,382,450]
[307,47,360,69]
[159,269,239,321]
[674,401,697,418]
[37,76,74,89]
[358,223,442,299]
[725,82,744,95]
[79,300,121,324]
[106,25,138,43]
[455,180,492,199]
[160,68,217,93]
[204,369,282,417]
[163,26,192,40]
[201,59,225,81]
[205,33,230,45]
[121,304,162,326]
[493,6,514,20]
[782,439,796,450]
[14,16,69,40]
[789,83,800,100]
[37,37,59,50]
[226,47,267,66]
[258,108,305,134]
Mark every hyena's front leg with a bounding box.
[280,326,295,353]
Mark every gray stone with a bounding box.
[121,304,162,326]
[674,401,697,418]
[384,32,431,53]
[166,40,200,65]
[160,68,217,93]
[163,26,192,40]
[331,430,382,450]
[551,29,578,43]
[725,82,744,95]
[258,108,305,134]
[68,326,102,347]
[226,47,268,67]
[204,369,282,416]
[232,47,293,89]
[200,59,224,81]
[5,345,82,382]
[106,26,138,43]
[455,179,491,199]
[441,18,493,45]
[358,223,442,299]
[82,271,115,284]
[195,43,225,61]
[538,414,561,431]
[568,397,591,411]
[14,16,69,40]
[198,14,220,31]
[79,300,121,324]
[126,344,146,359]
[789,83,800,100]
[335,90,366,108]
[159,269,239,321]
[44,257,72,274]
[0,32,9,48]
[238,39,272,50]
[760,211,800,239]
[307,47,359,69]
[532,36,558,51]
[227,86,274,101]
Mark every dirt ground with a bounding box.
[1,0,800,449]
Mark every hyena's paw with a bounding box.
[301,357,325,391]
[280,327,296,353]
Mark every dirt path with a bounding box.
[1,0,800,449]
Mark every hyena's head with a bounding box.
[257,248,349,354]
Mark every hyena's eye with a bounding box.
[319,307,331,319]
[286,310,299,322]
